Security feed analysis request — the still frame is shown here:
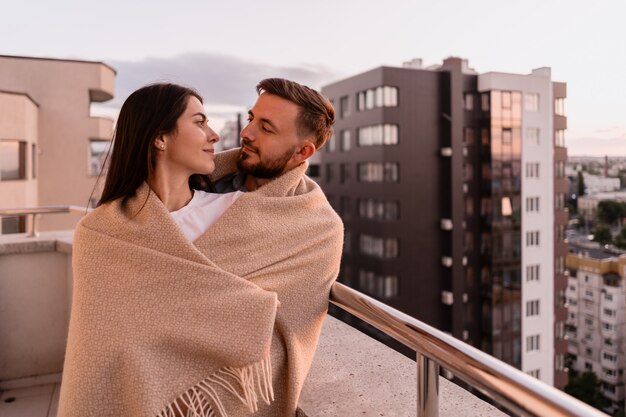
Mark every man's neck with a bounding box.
[244,175,271,191]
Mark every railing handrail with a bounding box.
[0,205,91,216]
[0,205,91,237]
[329,282,609,417]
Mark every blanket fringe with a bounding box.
[156,355,274,417]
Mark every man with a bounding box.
[213,78,332,193]
[200,78,344,416]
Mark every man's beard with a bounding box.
[237,144,296,179]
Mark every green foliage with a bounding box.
[593,224,613,245]
[614,226,626,249]
[597,200,626,226]
[565,371,610,410]
[577,171,586,197]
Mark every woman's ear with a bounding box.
[154,136,166,151]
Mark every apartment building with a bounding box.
[0,55,115,232]
[319,57,568,388]
[566,243,626,413]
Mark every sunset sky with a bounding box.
[3,0,625,155]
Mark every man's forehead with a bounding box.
[252,93,299,119]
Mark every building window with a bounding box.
[502,91,512,109]
[556,256,564,274]
[340,163,350,184]
[502,128,512,144]
[358,162,399,183]
[526,196,540,213]
[524,93,539,112]
[464,128,475,145]
[603,352,617,362]
[604,308,616,317]
[340,130,351,151]
[602,322,613,331]
[357,86,398,111]
[359,234,399,259]
[2,216,26,234]
[340,196,351,220]
[358,199,399,221]
[481,93,490,111]
[340,95,351,119]
[525,162,540,178]
[528,369,541,378]
[306,164,320,178]
[526,231,540,247]
[359,269,399,299]
[555,98,566,116]
[31,143,36,179]
[526,300,540,317]
[526,127,540,145]
[555,129,565,147]
[555,161,565,178]
[357,124,399,146]
[605,293,614,302]
[0,140,27,180]
[325,164,334,182]
[89,139,111,177]
[526,264,540,281]
[464,93,474,110]
[526,334,540,352]
[343,230,351,254]
[326,133,337,152]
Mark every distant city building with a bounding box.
[578,191,626,217]
[582,172,621,194]
[0,55,115,232]
[566,242,626,414]
[216,116,241,152]
[320,57,568,388]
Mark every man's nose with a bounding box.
[240,123,254,141]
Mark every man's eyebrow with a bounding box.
[248,109,278,132]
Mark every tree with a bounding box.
[614,226,626,249]
[577,171,586,197]
[597,200,626,226]
[565,371,609,410]
[593,224,612,245]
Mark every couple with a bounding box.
[57,79,344,417]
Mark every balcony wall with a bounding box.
[0,231,505,416]
[0,232,73,381]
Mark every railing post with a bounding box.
[26,213,40,238]
[416,353,439,417]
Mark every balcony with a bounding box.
[0,213,611,417]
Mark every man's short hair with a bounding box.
[256,78,335,149]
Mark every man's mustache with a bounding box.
[241,139,259,153]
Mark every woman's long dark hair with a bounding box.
[98,83,203,206]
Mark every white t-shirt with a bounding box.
[170,190,244,242]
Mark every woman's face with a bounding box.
[158,96,219,176]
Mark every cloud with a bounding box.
[100,52,342,110]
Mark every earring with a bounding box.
[160,145,165,150]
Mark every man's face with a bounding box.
[238,93,303,179]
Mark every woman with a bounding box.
[58,83,279,417]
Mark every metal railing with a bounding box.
[329,282,609,417]
[0,205,610,416]
[0,206,90,237]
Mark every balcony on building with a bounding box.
[0,223,610,417]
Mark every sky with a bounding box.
[3,0,625,156]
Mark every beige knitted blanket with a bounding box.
[58,149,343,417]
